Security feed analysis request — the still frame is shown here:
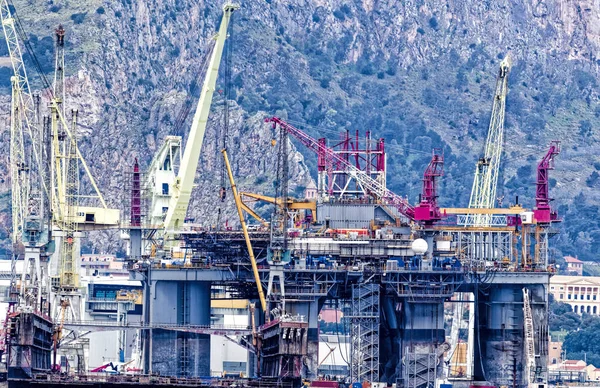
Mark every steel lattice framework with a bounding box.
[9,78,28,246]
[266,117,415,221]
[350,283,380,384]
[467,57,510,226]
[59,110,80,290]
[1,1,43,244]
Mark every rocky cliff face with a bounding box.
[1,0,599,259]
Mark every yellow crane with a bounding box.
[162,4,239,236]
[222,149,267,313]
[240,192,316,226]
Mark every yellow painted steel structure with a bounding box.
[163,4,239,233]
[211,299,249,309]
[222,149,267,313]
[240,192,317,220]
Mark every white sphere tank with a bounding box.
[411,238,428,255]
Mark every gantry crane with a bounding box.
[161,3,239,239]
[1,0,50,321]
[1,2,119,373]
[467,56,511,226]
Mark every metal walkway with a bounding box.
[62,320,252,336]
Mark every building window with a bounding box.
[594,295,597,301]
[551,286,555,290]
[568,294,571,300]
[574,305,578,313]
[560,294,564,299]
[575,287,580,292]
[588,306,591,314]
[552,358,557,364]
[594,306,597,315]
[588,295,591,300]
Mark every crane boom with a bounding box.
[467,56,510,226]
[163,3,239,232]
[222,150,267,313]
[265,117,415,221]
[9,76,28,245]
[534,142,560,223]
[1,1,41,244]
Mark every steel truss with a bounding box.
[350,283,380,383]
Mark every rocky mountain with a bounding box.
[0,0,599,260]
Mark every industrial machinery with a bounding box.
[133,4,239,261]
[1,1,119,377]
[265,117,416,223]
[161,3,239,236]
[222,149,266,314]
[466,56,511,226]
[0,2,564,388]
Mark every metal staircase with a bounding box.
[350,283,380,383]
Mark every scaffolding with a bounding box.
[403,352,438,388]
[350,283,380,384]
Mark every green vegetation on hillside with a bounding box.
[550,295,600,366]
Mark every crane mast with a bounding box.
[9,76,28,248]
[58,110,80,291]
[162,3,238,235]
[2,0,50,321]
[467,56,510,226]
[1,0,47,206]
[52,25,67,221]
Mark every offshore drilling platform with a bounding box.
[0,2,563,388]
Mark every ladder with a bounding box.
[523,289,536,387]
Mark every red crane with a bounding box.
[414,149,444,223]
[534,141,560,223]
[265,117,416,221]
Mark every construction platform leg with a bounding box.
[397,301,446,388]
[286,299,321,379]
[150,281,211,377]
[472,282,548,387]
